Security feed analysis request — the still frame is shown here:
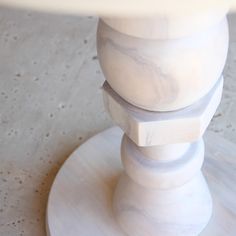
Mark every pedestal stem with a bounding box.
[98,13,228,236]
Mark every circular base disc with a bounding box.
[47,127,236,236]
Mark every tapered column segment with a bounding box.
[97,12,228,236]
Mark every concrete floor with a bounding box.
[0,7,235,236]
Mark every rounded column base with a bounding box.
[46,127,236,236]
[113,172,212,236]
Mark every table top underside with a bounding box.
[0,0,234,16]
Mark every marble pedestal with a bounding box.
[47,6,230,236]
[46,127,236,236]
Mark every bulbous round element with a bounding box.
[113,173,212,236]
[121,135,204,189]
[97,17,228,111]
[102,6,228,39]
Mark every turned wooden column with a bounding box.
[98,11,228,236]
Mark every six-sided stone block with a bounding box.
[103,77,223,146]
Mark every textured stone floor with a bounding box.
[0,7,235,236]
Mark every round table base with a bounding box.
[46,127,236,236]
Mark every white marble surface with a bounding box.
[47,127,235,236]
[103,78,223,146]
[120,135,205,189]
[101,13,224,235]
[102,12,227,39]
[98,18,228,111]
[0,0,230,17]
[0,8,236,236]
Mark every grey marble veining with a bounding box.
[0,7,235,236]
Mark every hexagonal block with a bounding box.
[103,77,223,146]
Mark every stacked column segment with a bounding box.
[97,13,228,236]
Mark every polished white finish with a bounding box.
[102,11,227,39]
[0,0,231,17]
[98,18,228,111]
[41,2,229,235]
[46,127,236,236]
[121,135,204,189]
[114,172,212,236]
[137,142,190,161]
[103,77,223,146]
[100,12,228,235]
